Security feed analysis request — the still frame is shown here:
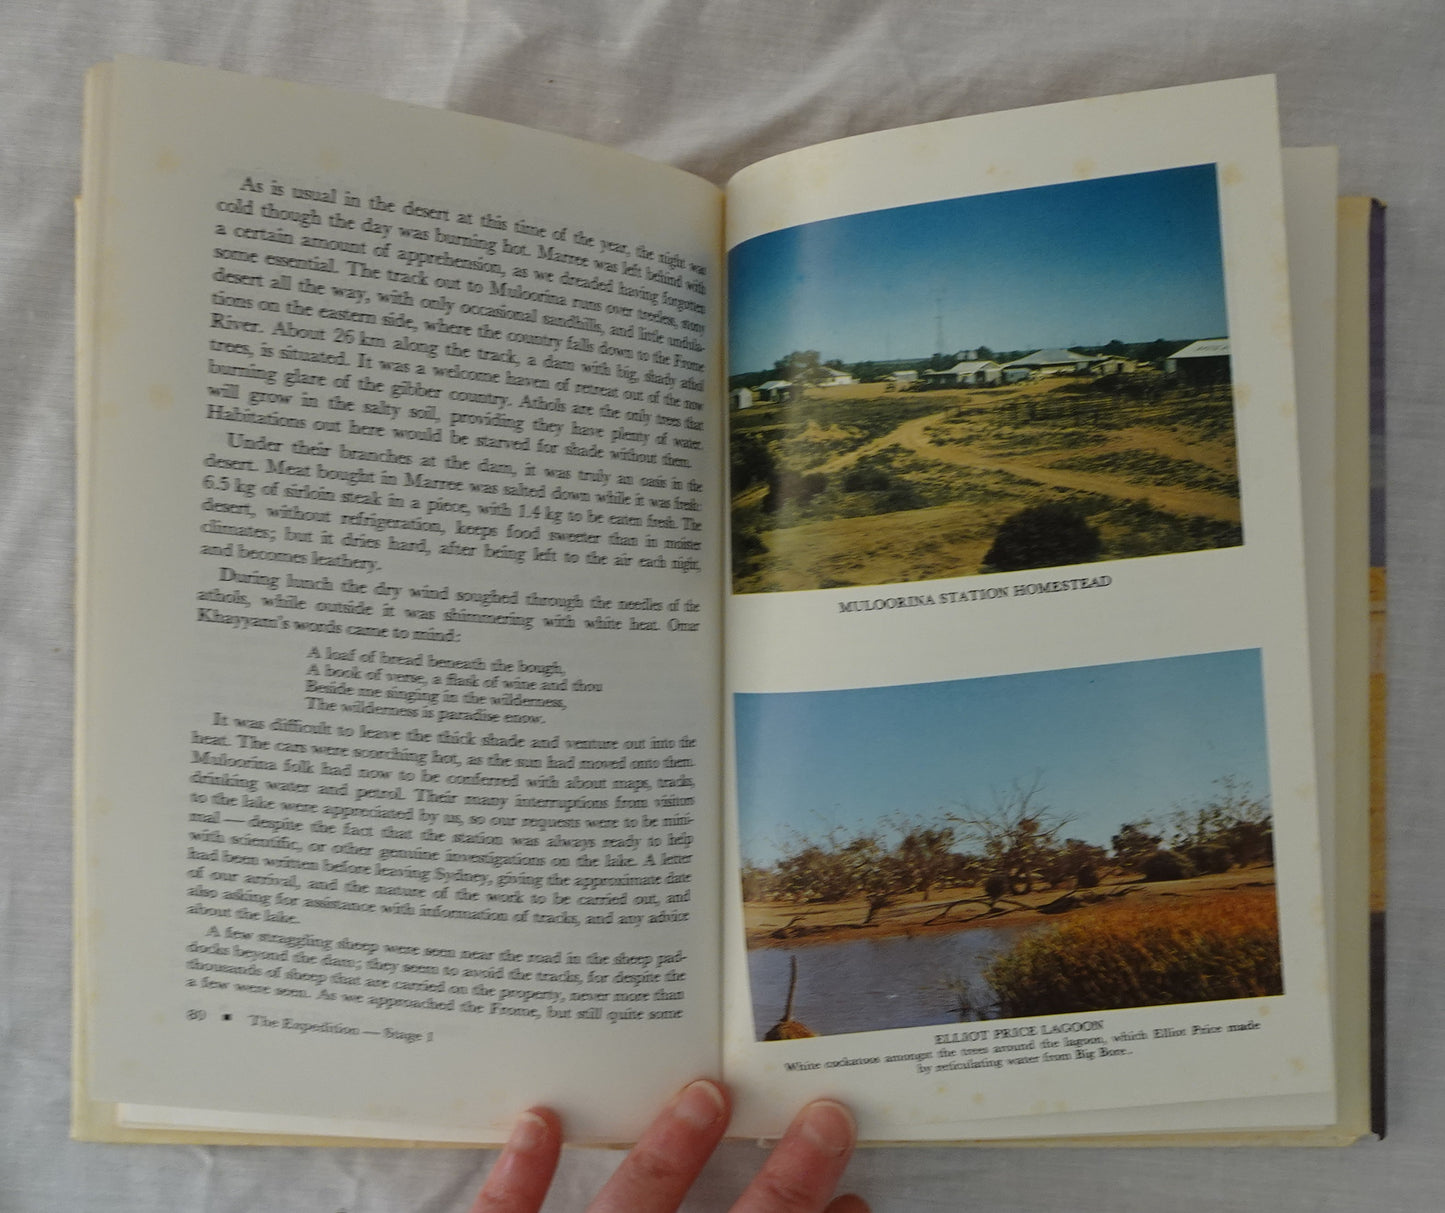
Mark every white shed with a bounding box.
[920,359,1002,388]
[1165,338,1231,384]
[1003,348,1104,376]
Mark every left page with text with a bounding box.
[75,58,724,1145]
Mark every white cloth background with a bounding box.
[3,2,1441,1210]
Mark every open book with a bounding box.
[74,58,1381,1147]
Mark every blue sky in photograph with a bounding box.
[734,649,1268,865]
[728,164,1228,375]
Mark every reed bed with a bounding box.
[986,896,1282,1016]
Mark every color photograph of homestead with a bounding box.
[728,165,1242,594]
[735,649,1282,1041]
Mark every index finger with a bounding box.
[586,1079,732,1213]
[471,1108,563,1213]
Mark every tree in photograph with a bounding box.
[1221,808,1273,866]
[1110,820,1162,873]
[1168,776,1274,869]
[836,832,901,926]
[893,822,957,902]
[943,850,986,889]
[739,862,776,902]
[1181,839,1233,875]
[981,872,1011,909]
[772,349,825,385]
[1211,776,1274,866]
[920,851,1005,925]
[772,840,846,904]
[1137,337,1178,366]
[949,778,1074,896]
[765,826,904,923]
[730,431,776,493]
[843,464,892,493]
[1139,848,1196,882]
[1039,838,1109,889]
[981,502,1102,573]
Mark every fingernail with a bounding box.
[509,1110,549,1154]
[798,1100,855,1156]
[673,1079,727,1129]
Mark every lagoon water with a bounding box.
[747,921,1043,1039]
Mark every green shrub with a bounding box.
[982,502,1102,572]
[843,465,892,493]
[730,432,775,492]
[1139,849,1195,882]
[1184,843,1232,875]
[878,483,925,513]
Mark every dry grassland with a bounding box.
[744,867,1277,952]
[731,375,1242,593]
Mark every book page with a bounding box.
[717,78,1335,1139]
[76,58,723,1144]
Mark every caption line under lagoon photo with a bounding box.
[735,649,1282,1042]
[728,163,1240,594]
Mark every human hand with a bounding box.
[471,1079,869,1213]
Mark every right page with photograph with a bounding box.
[717,78,1336,1141]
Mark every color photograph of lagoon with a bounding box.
[728,165,1242,594]
[735,650,1283,1041]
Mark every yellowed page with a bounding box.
[719,79,1336,1140]
[76,57,724,1145]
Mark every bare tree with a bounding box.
[766,825,902,925]
[1168,775,1273,868]
[891,818,957,902]
[837,833,898,925]
[948,776,1074,896]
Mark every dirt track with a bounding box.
[732,379,1243,592]
[813,412,1241,524]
